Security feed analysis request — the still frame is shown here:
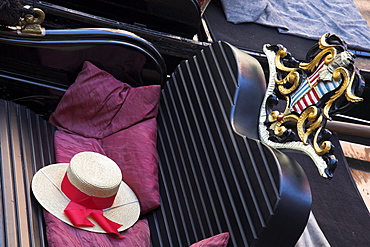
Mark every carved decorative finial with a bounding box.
[18,5,45,35]
[259,33,364,179]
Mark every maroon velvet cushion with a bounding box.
[44,213,151,247]
[53,131,105,159]
[49,61,161,214]
[100,119,159,213]
[44,61,161,246]
[190,233,230,247]
[49,61,160,139]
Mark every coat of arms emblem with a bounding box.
[259,33,364,178]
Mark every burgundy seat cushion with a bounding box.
[44,214,151,247]
[190,233,230,247]
[49,61,161,214]
[45,61,161,246]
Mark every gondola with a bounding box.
[0,0,369,246]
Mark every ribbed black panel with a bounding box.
[0,100,55,247]
[148,42,284,246]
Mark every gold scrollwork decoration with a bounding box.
[322,67,363,119]
[269,111,299,136]
[274,47,302,102]
[318,33,341,50]
[268,106,327,148]
[299,47,337,72]
[345,70,364,103]
[273,125,287,137]
[299,33,344,72]
[296,106,323,144]
[268,110,281,122]
[274,47,295,72]
[313,126,332,155]
[275,70,301,95]
[261,33,365,178]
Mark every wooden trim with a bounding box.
[327,121,370,138]
[340,140,370,162]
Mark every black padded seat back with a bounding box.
[147,41,312,246]
[0,99,55,247]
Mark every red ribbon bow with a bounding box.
[61,174,124,238]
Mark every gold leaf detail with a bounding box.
[275,47,295,72]
[313,127,332,155]
[297,106,322,144]
[299,48,336,72]
[323,67,350,119]
[273,113,299,136]
[275,70,301,95]
[345,70,364,103]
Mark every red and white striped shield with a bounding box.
[290,61,341,114]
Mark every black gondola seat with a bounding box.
[0,28,311,246]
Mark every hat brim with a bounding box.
[32,163,140,233]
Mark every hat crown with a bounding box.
[67,152,122,198]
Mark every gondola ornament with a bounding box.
[18,5,45,36]
[259,33,364,178]
[0,1,45,35]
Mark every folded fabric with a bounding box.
[53,123,160,214]
[221,0,370,51]
[49,61,161,140]
[190,233,230,247]
[44,213,151,247]
[45,60,161,246]
[49,61,161,214]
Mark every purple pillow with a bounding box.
[44,213,151,247]
[190,233,230,247]
[49,61,161,214]
[49,61,160,139]
[44,60,161,246]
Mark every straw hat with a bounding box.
[32,151,140,236]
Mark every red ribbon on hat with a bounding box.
[61,174,124,238]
